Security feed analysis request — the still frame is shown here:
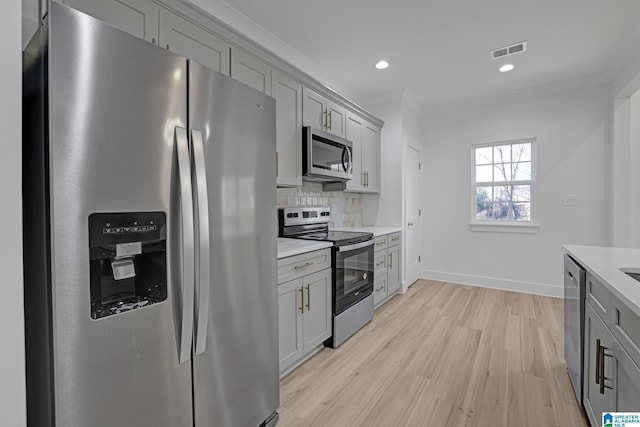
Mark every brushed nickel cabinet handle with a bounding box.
[166,44,170,50]
[294,261,313,270]
[597,340,614,394]
[328,110,332,130]
[305,285,311,310]
[276,152,279,177]
[299,286,304,314]
[595,338,601,385]
[324,109,328,129]
[389,253,393,269]
[376,260,385,267]
[408,222,414,227]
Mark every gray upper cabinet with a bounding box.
[159,9,230,76]
[230,48,271,95]
[302,87,346,138]
[325,99,346,138]
[62,0,160,43]
[345,112,364,191]
[272,70,303,187]
[362,121,380,193]
[346,111,380,193]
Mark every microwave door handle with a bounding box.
[342,146,352,174]
[347,147,353,174]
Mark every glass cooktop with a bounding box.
[296,230,373,246]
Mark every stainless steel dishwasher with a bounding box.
[564,254,586,405]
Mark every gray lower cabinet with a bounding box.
[584,291,640,426]
[373,232,402,308]
[584,302,615,426]
[387,233,401,295]
[278,250,331,375]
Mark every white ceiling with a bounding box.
[216,0,640,108]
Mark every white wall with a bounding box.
[362,98,402,226]
[630,92,640,247]
[421,84,610,297]
[610,44,640,247]
[1,0,26,425]
[362,91,423,227]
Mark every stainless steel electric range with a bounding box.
[278,206,374,348]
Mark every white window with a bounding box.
[471,138,537,231]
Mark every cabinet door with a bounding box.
[63,0,159,43]
[345,111,364,191]
[326,100,346,138]
[278,278,304,373]
[584,303,616,427]
[387,245,401,295]
[373,275,387,307]
[302,269,332,353]
[159,9,230,76]
[230,48,271,95]
[616,341,640,412]
[302,87,326,130]
[272,70,302,187]
[362,121,380,193]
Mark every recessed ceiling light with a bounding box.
[375,60,389,70]
[499,64,515,72]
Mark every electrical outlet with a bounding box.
[563,194,577,206]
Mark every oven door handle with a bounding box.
[336,240,374,252]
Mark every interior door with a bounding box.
[189,61,279,427]
[404,139,422,287]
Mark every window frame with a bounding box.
[469,137,539,233]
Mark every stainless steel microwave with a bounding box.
[302,126,353,182]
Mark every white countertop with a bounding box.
[334,226,403,237]
[277,238,333,259]
[564,245,640,316]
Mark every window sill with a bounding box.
[469,222,540,234]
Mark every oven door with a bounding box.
[334,240,374,314]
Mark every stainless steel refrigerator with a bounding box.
[22,3,279,426]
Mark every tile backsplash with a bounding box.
[277,182,363,228]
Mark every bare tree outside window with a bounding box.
[473,139,535,222]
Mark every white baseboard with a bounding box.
[420,269,563,298]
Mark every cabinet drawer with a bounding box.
[388,232,401,247]
[586,273,610,322]
[611,294,640,369]
[373,235,388,252]
[374,253,387,273]
[374,275,387,306]
[277,248,331,284]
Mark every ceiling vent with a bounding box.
[490,41,527,60]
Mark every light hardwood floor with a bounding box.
[277,279,590,427]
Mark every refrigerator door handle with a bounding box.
[175,126,195,364]
[192,129,210,355]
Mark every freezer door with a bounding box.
[189,61,279,427]
[44,4,193,426]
